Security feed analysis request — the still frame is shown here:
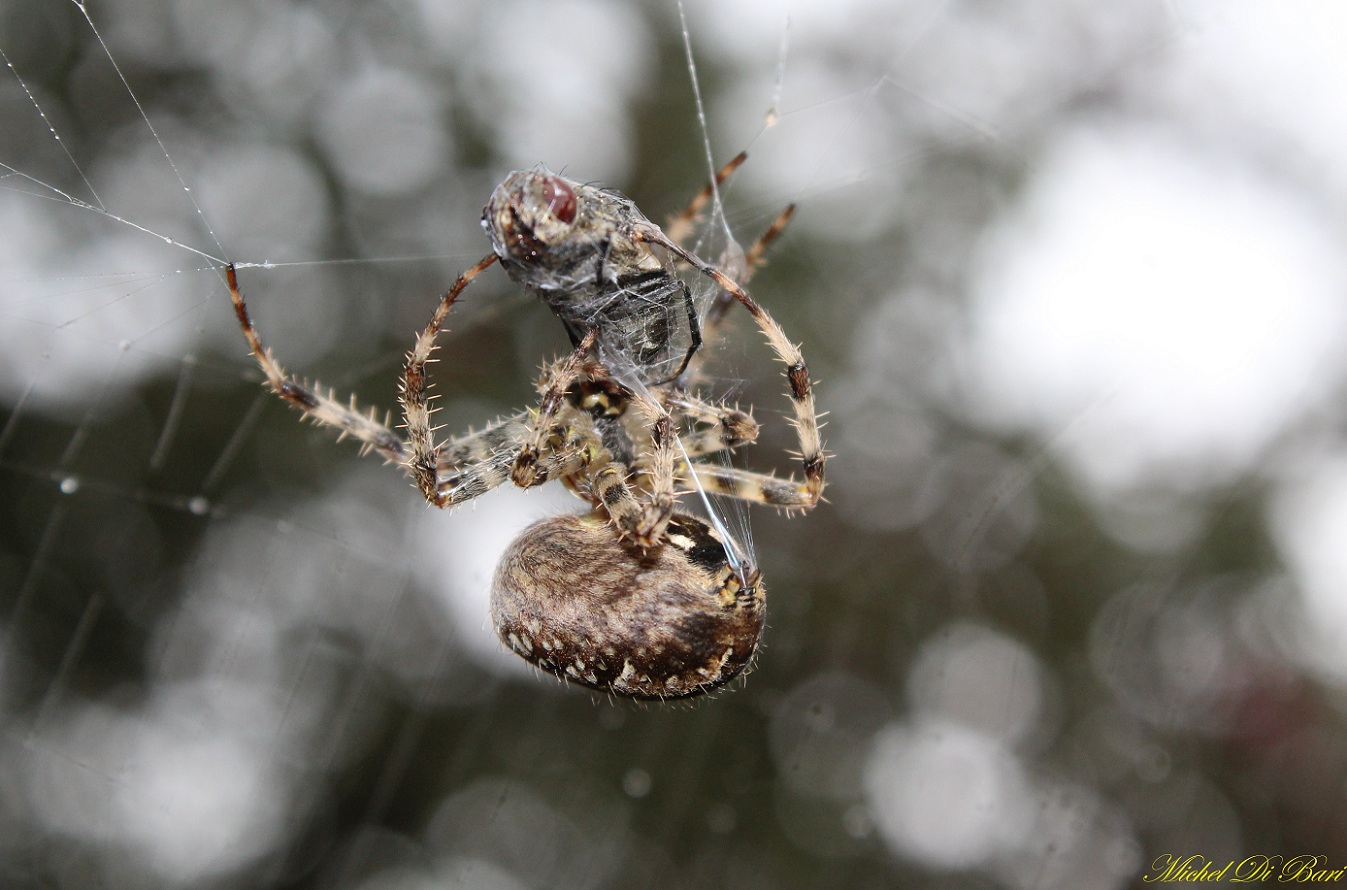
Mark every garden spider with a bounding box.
[227,155,826,699]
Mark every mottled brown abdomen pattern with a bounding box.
[491,512,764,699]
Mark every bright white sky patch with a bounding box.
[969,126,1347,492]
[1175,0,1347,190]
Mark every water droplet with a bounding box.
[187,496,210,516]
[59,476,80,495]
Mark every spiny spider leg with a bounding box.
[589,442,675,550]
[435,411,592,509]
[664,150,749,246]
[626,389,678,548]
[227,264,407,463]
[401,253,499,506]
[230,263,557,507]
[667,392,760,456]
[679,462,822,512]
[702,203,796,335]
[432,413,529,503]
[655,237,826,509]
[511,329,600,489]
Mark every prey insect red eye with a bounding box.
[541,175,577,224]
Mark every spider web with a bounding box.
[6,1,1347,888]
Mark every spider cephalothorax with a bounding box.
[227,154,825,699]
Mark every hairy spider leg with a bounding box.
[659,393,816,511]
[401,254,499,506]
[664,150,749,247]
[678,463,822,513]
[666,392,760,456]
[227,264,407,463]
[511,329,602,490]
[433,411,595,507]
[230,263,575,509]
[431,413,531,502]
[656,238,827,510]
[619,388,679,549]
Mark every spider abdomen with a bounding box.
[491,512,764,699]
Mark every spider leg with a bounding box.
[431,410,601,507]
[401,254,500,507]
[511,329,600,489]
[431,413,530,504]
[678,463,821,513]
[626,390,679,548]
[654,236,826,510]
[226,265,408,463]
[667,392,760,457]
[592,461,667,551]
[591,444,675,552]
[664,151,749,247]
[675,204,796,388]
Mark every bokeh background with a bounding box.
[4,1,1347,888]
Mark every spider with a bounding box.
[226,155,826,699]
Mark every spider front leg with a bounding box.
[226,265,408,463]
[656,239,827,510]
[401,254,499,506]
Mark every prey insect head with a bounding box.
[482,169,580,263]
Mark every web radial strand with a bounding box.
[677,434,757,587]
